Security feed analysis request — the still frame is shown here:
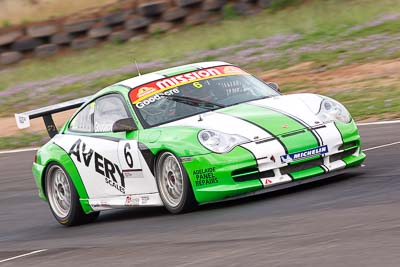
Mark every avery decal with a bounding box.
[69,139,126,194]
[280,145,328,164]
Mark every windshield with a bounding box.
[129,66,279,127]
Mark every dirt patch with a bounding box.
[0,110,75,137]
[260,58,400,94]
[0,0,120,26]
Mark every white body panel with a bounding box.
[249,94,346,168]
[117,61,231,89]
[89,193,163,211]
[52,134,161,209]
[163,111,272,141]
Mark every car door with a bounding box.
[93,94,158,196]
[55,94,138,199]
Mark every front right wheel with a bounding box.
[156,152,197,213]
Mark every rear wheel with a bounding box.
[156,152,197,213]
[45,163,99,226]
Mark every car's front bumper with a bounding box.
[203,163,365,204]
[183,120,366,204]
[183,148,366,204]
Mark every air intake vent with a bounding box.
[232,167,274,182]
[330,148,358,162]
[281,158,324,175]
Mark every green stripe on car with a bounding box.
[156,66,199,77]
[220,104,319,154]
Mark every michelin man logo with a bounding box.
[281,145,328,164]
[280,154,294,164]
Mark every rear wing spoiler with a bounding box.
[15,96,91,138]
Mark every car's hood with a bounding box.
[161,93,324,141]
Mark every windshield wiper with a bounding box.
[164,95,226,110]
[254,95,275,101]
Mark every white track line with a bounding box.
[0,249,47,263]
[357,120,400,126]
[363,141,400,152]
[0,147,39,155]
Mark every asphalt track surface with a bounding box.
[0,123,399,266]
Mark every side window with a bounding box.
[69,104,94,132]
[94,95,130,133]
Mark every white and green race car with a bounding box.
[15,62,366,226]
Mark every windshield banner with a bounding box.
[129,66,246,104]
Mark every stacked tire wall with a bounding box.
[0,0,274,66]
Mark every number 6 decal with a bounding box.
[124,143,134,168]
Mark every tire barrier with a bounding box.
[0,0,274,66]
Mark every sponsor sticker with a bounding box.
[139,196,150,205]
[261,175,292,187]
[129,66,248,104]
[223,66,243,74]
[91,200,112,208]
[135,88,180,109]
[280,145,328,164]
[15,113,30,129]
[193,167,219,187]
[137,86,157,98]
[125,195,140,206]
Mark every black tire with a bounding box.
[155,152,197,214]
[11,37,43,52]
[45,162,99,226]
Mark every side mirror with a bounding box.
[266,82,280,92]
[112,118,137,132]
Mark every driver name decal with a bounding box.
[69,139,126,194]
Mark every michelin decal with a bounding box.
[280,145,328,164]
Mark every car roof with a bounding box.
[115,61,232,90]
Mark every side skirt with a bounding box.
[87,192,164,211]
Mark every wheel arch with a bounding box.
[38,142,93,214]
[153,149,197,213]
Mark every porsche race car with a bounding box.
[15,62,366,226]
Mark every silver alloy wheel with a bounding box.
[46,165,72,219]
[157,152,184,208]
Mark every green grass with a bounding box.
[1,0,400,92]
[269,0,303,11]
[331,86,400,120]
[0,132,48,150]
[344,20,400,39]
[279,81,400,121]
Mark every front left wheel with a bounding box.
[45,163,99,226]
[156,152,197,214]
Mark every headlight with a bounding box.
[317,98,351,123]
[198,130,249,153]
